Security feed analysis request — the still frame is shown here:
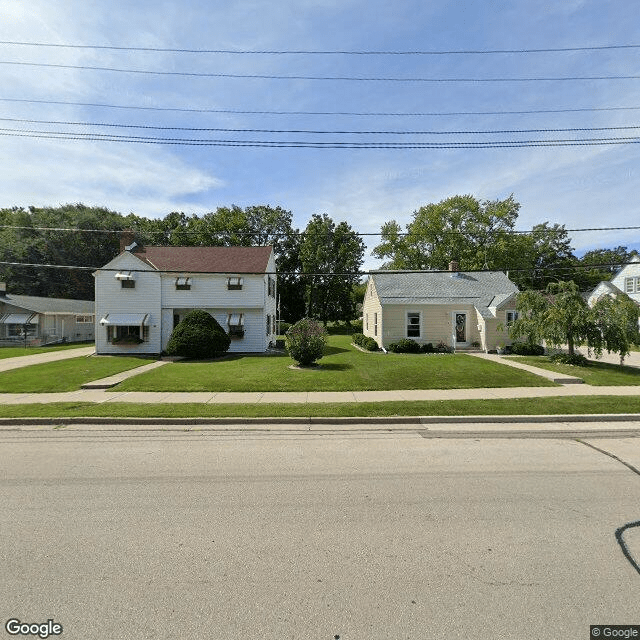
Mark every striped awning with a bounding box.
[100,313,149,326]
[0,313,37,324]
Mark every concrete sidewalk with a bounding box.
[0,346,95,372]
[0,383,638,404]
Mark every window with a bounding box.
[374,312,378,337]
[228,313,244,337]
[227,277,243,290]
[175,277,191,290]
[506,310,519,326]
[115,271,135,288]
[76,315,94,324]
[407,312,420,338]
[267,276,276,297]
[365,313,368,331]
[625,277,639,294]
[266,314,271,335]
[107,325,148,344]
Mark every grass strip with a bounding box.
[508,356,640,386]
[1,396,639,418]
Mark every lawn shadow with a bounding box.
[323,346,350,356]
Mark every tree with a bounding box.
[510,280,598,356]
[166,309,230,359]
[506,223,576,291]
[299,214,365,323]
[285,317,327,366]
[372,194,520,270]
[592,293,640,364]
[573,246,639,290]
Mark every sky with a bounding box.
[1,0,639,270]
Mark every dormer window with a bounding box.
[227,277,243,290]
[115,271,135,288]
[175,277,191,290]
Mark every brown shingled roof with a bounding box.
[132,246,273,273]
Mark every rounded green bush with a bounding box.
[388,338,421,354]
[166,309,231,359]
[285,317,327,366]
[362,336,379,351]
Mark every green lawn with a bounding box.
[509,356,640,386]
[1,395,639,419]
[0,356,153,392]
[114,335,556,392]
[0,342,92,360]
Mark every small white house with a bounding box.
[94,244,277,355]
[362,263,520,352]
[0,283,94,345]
[588,255,640,307]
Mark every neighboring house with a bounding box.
[362,262,520,352]
[0,282,94,345]
[93,242,277,355]
[588,255,640,307]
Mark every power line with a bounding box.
[2,128,640,148]
[0,260,636,276]
[3,97,640,118]
[1,40,639,55]
[3,116,640,136]
[3,60,640,83]
[1,224,638,237]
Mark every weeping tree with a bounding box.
[511,280,640,364]
[592,293,640,364]
[510,281,599,356]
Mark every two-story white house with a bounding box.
[94,243,277,355]
[588,255,640,307]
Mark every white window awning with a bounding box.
[175,277,191,286]
[0,313,37,324]
[114,271,135,280]
[228,313,244,326]
[100,313,149,326]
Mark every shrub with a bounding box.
[285,317,327,366]
[549,352,589,367]
[166,310,231,359]
[510,342,545,356]
[352,333,366,346]
[387,338,421,354]
[436,341,452,353]
[420,342,434,353]
[278,321,291,335]
[351,319,363,333]
[362,336,379,351]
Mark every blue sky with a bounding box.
[1,0,639,269]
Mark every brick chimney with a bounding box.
[448,260,459,272]
[120,229,136,253]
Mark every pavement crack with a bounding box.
[575,439,640,477]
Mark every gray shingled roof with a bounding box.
[371,270,518,316]
[0,294,94,314]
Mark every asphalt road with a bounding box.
[1,429,639,640]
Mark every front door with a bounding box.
[454,312,467,344]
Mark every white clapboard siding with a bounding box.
[94,253,162,354]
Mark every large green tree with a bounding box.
[372,194,520,270]
[299,214,365,323]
